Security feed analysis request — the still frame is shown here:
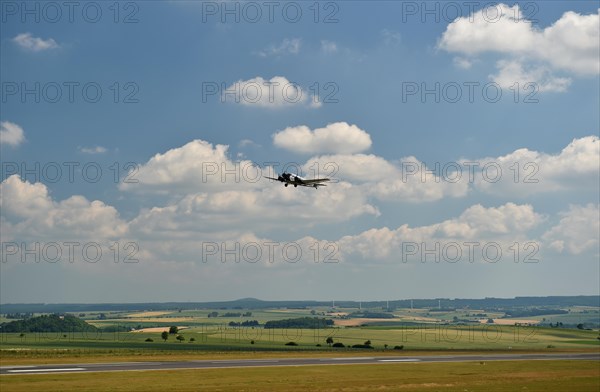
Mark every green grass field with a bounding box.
[2,324,597,351]
[1,325,597,367]
[1,305,598,366]
[1,306,598,391]
[1,360,598,392]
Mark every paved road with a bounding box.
[1,353,598,375]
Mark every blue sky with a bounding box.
[1,1,599,302]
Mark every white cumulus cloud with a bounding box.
[0,121,26,147]
[438,4,599,91]
[1,175,127,241]
[256,38,301,57]
[466,136,599,196]
[338,203,543,262]
[491,60,572,92]
[303,154,468,202]
[119,139,260,194]
[273,122,372,154]
[321,40,338,54]
[129,181,379,237]
[224,76,319,109]
[13,33,59,52]
[543,204,599,255]
[78,146,107,154]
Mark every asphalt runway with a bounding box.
[1,353,598,375]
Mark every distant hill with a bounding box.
[0,314,97,333]
[1,296,598,314]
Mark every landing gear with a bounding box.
[284,183,288,187]
[294,184,298,187]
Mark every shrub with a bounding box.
[332,342,345,348]
[285,341,298,346]
[351,344,374,349]
[393,345,404,350]
[145,338,153,342]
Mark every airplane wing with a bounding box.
[298,182,327,188]
[264,176,281,181]
[300,178,330,184]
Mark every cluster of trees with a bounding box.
[264,317,334,329]
[160,331,191,342]
[157,327,198,343]
[322,337,404,350]
[0,314,96,333]
[206,311,254,318]
[452,316,478,323]
[228,320,259,327]
[218,312,254,317]
[325,336,370,348]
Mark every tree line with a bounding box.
[264,317,333,329]
[0,314,96,333]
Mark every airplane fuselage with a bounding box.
[267,172,329,189]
